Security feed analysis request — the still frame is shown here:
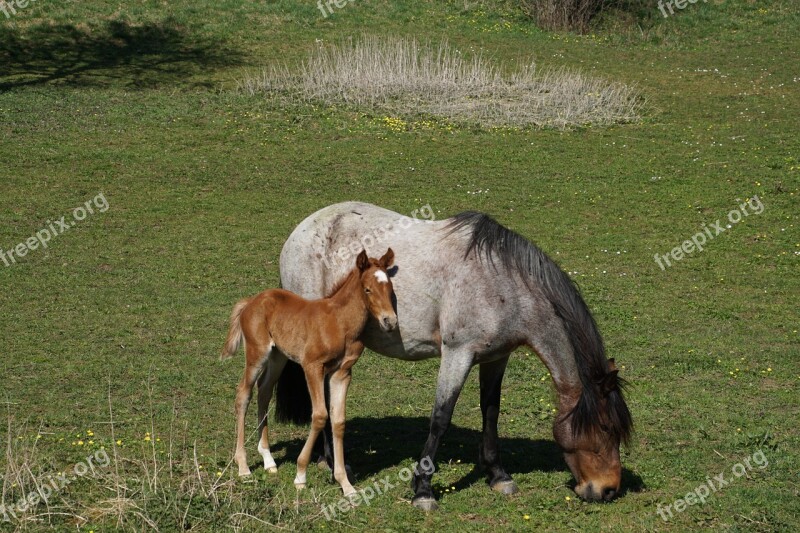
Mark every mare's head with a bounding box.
[552,359,631,502]
[355,248,397,332]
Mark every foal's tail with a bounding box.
[220,298,251,360]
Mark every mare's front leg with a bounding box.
[411,346,474,511]
[295,364,327,490]
[479,355,518,494]
[328,341,364,497]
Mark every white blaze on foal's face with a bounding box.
[374,270,389,283]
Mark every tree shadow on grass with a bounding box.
[0,17,245,91]
[269,415,645,497]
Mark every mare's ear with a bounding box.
[379,248,395,269]
[601,369,619,396]
[356,249,369,272]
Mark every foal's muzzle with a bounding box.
[380,315,398,332]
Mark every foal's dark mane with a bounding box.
[447,212,632,444]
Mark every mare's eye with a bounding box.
[364,288,372,294]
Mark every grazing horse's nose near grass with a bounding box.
[575,482,620,502]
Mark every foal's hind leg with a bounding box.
[234,341,270,476]
[256,350,287,474]
[294,364,327,490]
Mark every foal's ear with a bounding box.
[379,248,395,269]
[607,358,618,371]
[356,249,369,272]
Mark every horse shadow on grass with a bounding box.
[0,17,245,91]
[269,415,645,497]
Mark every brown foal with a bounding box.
[221,248,397,496]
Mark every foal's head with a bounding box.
[355,248,397,332]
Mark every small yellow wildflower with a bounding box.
[77,440,84,446]
[524,514,530,520]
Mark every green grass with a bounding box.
[1,0,798,530]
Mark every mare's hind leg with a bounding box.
[256,349,288,473]
[479,355,518,495]
[294,364,327,490]
[234,341,270,476]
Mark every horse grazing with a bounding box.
[221,248,397,497]
[277,202,633,510]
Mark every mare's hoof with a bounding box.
[491,480,519,495]
[238,468,252,477]
[266,466,278,474]
[295,483,307,490]
[412,497,439,512]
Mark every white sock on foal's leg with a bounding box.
[258,442,278,473]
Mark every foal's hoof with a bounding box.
[295,483,307,490]
[412,497,439,512]
[491,480,519,495]
[238,468,252,477]
[266,466,278,474]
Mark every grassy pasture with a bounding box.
[0,0,798,531]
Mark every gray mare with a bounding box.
[274,202,632,510]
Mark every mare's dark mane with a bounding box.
[447,212,632,444]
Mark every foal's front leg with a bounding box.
[295,364,327,490]
[329,367,356,496]
[328,341,363,497]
